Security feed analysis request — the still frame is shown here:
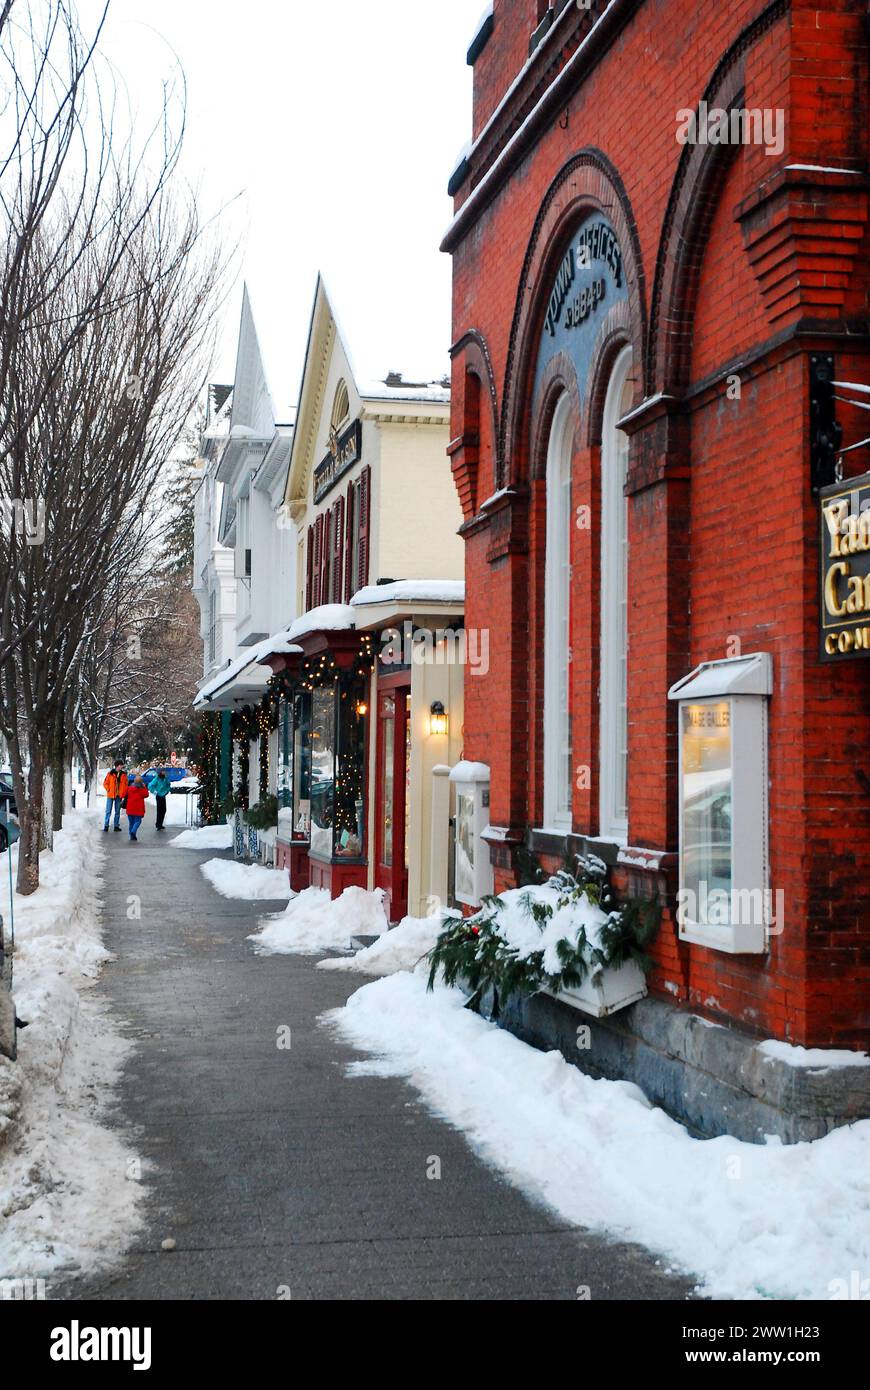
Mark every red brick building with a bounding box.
[445,0,870,1137]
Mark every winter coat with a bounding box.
[103,770,129,800]
[125,783,149,817]
[152,774,172,798]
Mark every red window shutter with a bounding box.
[332,495,344,603]
[313,513,324,609]
[319,509,329,607]
[357,465,371,591]
[343,485,355,602]
[305,525,314,611]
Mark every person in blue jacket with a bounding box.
[152,768,172,831]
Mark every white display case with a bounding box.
[668,653,773,954]
[449,761,494,907]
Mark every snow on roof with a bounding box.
[194,650,266,707]
[194,632,303,706]
[468,2,494,60]
[287,604,356,643]
[357,380,450,405]
[351,580,465,607]
[785,164,860,176]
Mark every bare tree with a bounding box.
[0,172,225,893]
[72,568,201,789]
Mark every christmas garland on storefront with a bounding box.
[196,712,223,825]
[428,854,660,1016]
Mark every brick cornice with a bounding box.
[442,0,644,255]
[737,166,870,326]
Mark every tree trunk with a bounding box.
[16,739,45,896]
[51,705,66,833]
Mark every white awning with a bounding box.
[668,652,773,701]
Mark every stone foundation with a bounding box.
[498,991,870,1145]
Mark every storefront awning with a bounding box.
[194,633,303,710]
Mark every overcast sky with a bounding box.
[85,0,483,415]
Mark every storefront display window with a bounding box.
[277,700,293,834]
[292,690,312,839]
[306,675,368,863]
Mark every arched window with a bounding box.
[543,392,574,831]
[599,345,633,843]
[331,380,350,432]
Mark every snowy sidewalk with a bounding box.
[56,816,693,1301]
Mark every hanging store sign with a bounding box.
[819,470,870,660]
[314,418,362,504]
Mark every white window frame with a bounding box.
[543,392,574,832]
[599,345,632,844]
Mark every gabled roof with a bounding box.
[230,285,276,438]
[284,275,450,515]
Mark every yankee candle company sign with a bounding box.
[820,471,870,660]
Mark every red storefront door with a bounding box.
[375,680,411,922]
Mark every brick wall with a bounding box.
[449,0,870,1047]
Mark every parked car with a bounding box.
[143,766,189,786]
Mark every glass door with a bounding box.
[375,682,411,921]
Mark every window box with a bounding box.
[545,956,647,1018]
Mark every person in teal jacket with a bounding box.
[152,769,172,831]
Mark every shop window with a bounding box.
[307,678,367,862]
[543,392,574,831]
[292,691,312,836]
[310,686,336,857]
[276,700,293,835]
[599,345,632,843]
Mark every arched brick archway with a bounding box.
[646,0,787,396]
[501,148,647,490]
[449,329,500,518]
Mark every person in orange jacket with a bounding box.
[125,775,149,843]
[103,760,129,832]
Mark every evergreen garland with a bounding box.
[196,712,223,825]
[428,853,660,1013]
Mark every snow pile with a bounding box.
[318,913,441,977]
[249,886,388,956]
[757,1039,870,1070]
[328,972,870,1302]
[170,823,232,850]
[201,857,291,901]
[0,812,142,1281]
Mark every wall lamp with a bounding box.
[429,701,448,737]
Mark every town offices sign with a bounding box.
[534,215,628,403]
[820,471,870,660]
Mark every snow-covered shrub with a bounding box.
[427,855,659,1011]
